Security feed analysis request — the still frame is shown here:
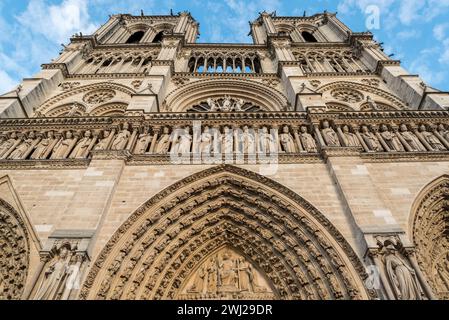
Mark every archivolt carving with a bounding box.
[163,79,288,112]
[89,103,127,116]
[0,199,30,300]
[317,81,407,110]
[35,82,135,116]
[80,165,374,300]
[411,175,449,299]
[43,103,87,118]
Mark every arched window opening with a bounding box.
[188,57,196,72]
[302,31,318,43]
[253,58,261,73]
[152,31,164,43]
[126,31,145,44]
[196,57,205,72]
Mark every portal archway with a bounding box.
[80,165,374,300]
[410,175,449,299]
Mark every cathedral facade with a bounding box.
[0,11,448,300]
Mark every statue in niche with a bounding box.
[50,131,75,159]
[399,124,425,151]
[383,244,422,300]
[200,126,212,155]
[233,98,245,112]
[341,125,360,147]
[259,127,275,153]
[361,126,382,151]
[34,245,73,300]
[437,124,449,142]
[70,130,93,158]
[8,132,37,159]
[380,125,405,152]
[419,124,446,151]
[436,254,449,290]
[366,96,380,111]
[237,257,257,292]
[321,121,340,147]
[31,131,56,159]
[0,132,19,158]
[206,257,218,293]
[187,265,206,293]
[299,126,317,153]
[93,131,111,151]
[241,126,255,154]
[221,95,233,112]
[222,126,233,154]
[154,127,171,154]
[111,123,131,150]
[207,98,219,112]
[218,251,238,290]
[279,126,296,153]
[134,127,152,154]
[176,126,192,154]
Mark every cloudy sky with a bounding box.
[0,0,448,93]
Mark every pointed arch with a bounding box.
[410,175,449,299]
[80,165,374,300]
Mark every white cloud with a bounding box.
[433,23,449,41]
[397,29,421,40]
[17,0,97,43]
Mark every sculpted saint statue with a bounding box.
[177,126,192,154]
[366,96,379,111]
[341,125,360,147]
[241,126,255,154]
[222,126,233,154]
[206,258,218,293]
[221,95,233,112]
[31,131,56,159]
[218,252,238,289]
[51,131,75,159]
[70,130,93,158]
[399,124,425,151]
[438,124,449,142]
[134,127,152,154]
[188,266,206,293]
[8,132,37,160]
[233,98,245,112]
[154,127,171,154]
[419,125,445,151]
[299,126,317,153]
[237,257,256,292]
[361,126,381,151]
[380,125,404,152]
[34,246,72,300]
[93,131,111,151]
[279,126,296,153]
[384,244,422,300]
[259,127,276,153]
[200,126,213,155]
[0,132,19,158]
[67,102,82,116]
[111,123,131,150]
[321,121,340,147]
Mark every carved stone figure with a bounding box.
[279,126,296,153]
[233,98,245,112]
[300,126,317,152]
[218,251,238,290]
[0,132,19,158]
[206,258,218,293]
[177,126,192,154]
[93,131,111,151]
[366,96,379,111]
[384,244,422,300]
[259,127,275,153]
[67,102,82,116]
[34,246,73,300]
[154,127,171,154]
[187,265,206,293]
[207,98,219,112]
[361,126,381,151]
[341,125,360,147]
[321,121,340,147]
[50,131,75,159]
[8,132,37,160]
[111,123,131,150]
[134,127,152,154]
[419,125,445,151]
[380,125,404,152]
[200,126,212,155]
[438,124,449,142]
[31,131,56,159]
[222,126,233,154]
[70,130,93,158]
[221,95,233,112]
[399,124,425,151]
[241,126,255,153]
[237,257,256,292]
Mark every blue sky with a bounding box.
[0,0,448,93]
